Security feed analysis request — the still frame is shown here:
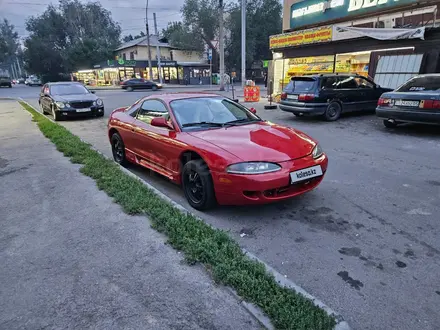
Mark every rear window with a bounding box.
[396,76,440,92]
[284,78,316,93]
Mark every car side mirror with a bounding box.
[90,90,96,94]
[249,107,257,114]
[151,117,174,130]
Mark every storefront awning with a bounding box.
[334,26,425,41]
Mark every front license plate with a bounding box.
[287,94,298,101]
[394,100,419,107]
[290,165,323,183]
[76,108,91,113]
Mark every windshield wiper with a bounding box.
[182,122,224,128]
[223,118,261,126]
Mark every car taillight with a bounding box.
[298,94,315,101]
[378,98,392,106]
[420,100,440,109]
[281,92,287,100]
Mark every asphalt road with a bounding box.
[3,84,440,330]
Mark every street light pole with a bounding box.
[146,0,153,81]
[153,13,163,84]
[219,0,225,91]
[241,0,246,88]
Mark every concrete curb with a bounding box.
[17,98,350,330]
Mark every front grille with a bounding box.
[70,101,94,109]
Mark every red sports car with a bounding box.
[108,93,328,210]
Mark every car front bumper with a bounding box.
[55,106,104,117]
[211,154,329,205]
[376,107,440,125]
[279,101,327,115]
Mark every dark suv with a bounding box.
[0,76,12,88]
[278,74,392,121]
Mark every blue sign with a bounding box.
[290,0,418,30]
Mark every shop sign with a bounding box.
[270,26,332,49]
[107,59,137,67]
[290,0,418,30]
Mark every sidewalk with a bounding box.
[0,100,260,329]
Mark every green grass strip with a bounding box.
[20,101,336,330]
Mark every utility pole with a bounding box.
[153,13,163,84]
[241,0,246,88]
[219,0,225,91]
[146,0,153,81]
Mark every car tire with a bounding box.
[127,86,133,92]
[293,113,303,117]
[8,84,12,88]
[152,85,158,91]
[51,105,61,121]
[324,101,342,121]
[383,119,398,128]
[111,132,129,167]
[40,102,47,114]
[182,159,216,211]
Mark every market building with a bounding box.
[72,35,211,85]
[269,0,440,96]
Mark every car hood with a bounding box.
[53,94,97,102]
[188,122,316,162]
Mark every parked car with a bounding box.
[120,78,162,91]
[0,76,12,88]
[18,78,25,84]
[377,74,440,128]
[28,77,42,86]
[278,74,393,121]
[108,93,328,210]
[39,82,104,121]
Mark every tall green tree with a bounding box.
[122,31,145,43]
[225,0,282,72]
[0,19,19,64]
[162,22,204,51]
[24,0,121,78]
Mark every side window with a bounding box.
[321,77,338,90]
[127,102,142,117]
[337,76,358,89]
[137,100,169,124]
[355,77,374,89]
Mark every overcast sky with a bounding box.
[0,0,185,41]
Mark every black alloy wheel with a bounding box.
[182,160,216,210]
[52,105,61,121]
[324,101,342,121]
[152,85,158,91]
[111,132,128,166]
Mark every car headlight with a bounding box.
[226,162,281,174]
[96,99,103,106]
[55,102,66,108]
[312,144,324,159]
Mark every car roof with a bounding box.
[145,92,225,102]
[291,73,361,79]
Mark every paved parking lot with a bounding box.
[3,84,440,330]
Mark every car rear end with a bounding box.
[278,76,326,115]
[376,75,440,125]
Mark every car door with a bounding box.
[355,76,377,111]
[132,99,180,178]
[335,76,360,112]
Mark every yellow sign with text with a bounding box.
[270,27,332,49]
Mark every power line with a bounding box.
[4,1,180,11]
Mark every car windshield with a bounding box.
[170,97,260,130]
[50,84,89,95]
[396,76,440,92]
[284,77,316,93]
